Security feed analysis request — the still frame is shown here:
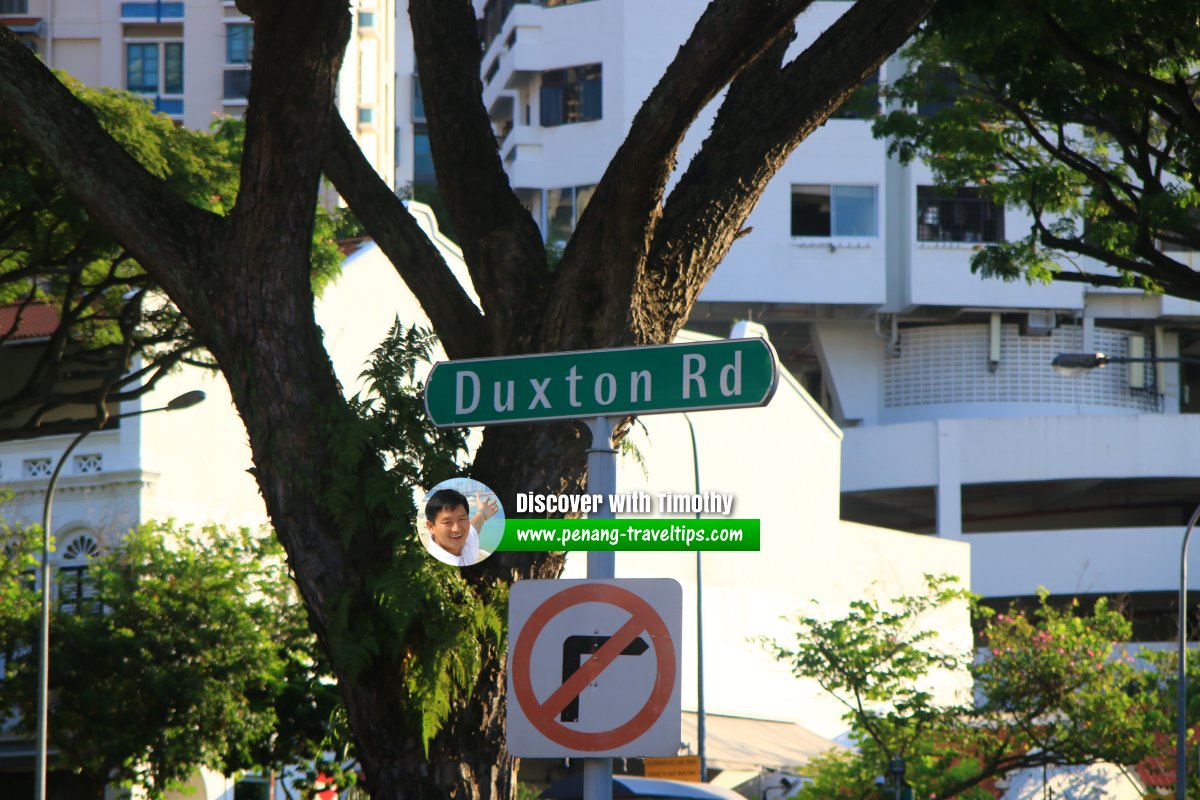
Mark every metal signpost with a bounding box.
[424,338,780,800]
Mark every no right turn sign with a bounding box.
[506,579,682,758]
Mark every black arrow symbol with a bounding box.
[559,634,649,723]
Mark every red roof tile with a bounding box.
[0,303,60,341]
[1135,729,1197,791]
[337,236,370,256]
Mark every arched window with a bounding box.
[58,533,100,614]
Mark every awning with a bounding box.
[540,774,747,800]
[680,711,843,772]
[0,17,45,35]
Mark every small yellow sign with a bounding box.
[644,755,702,783]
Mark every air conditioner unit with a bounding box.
[1022,311,1057,336]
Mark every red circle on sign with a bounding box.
[511,583,675,752]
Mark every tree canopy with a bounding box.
[0,1,940,796]
[0,521,346,799]
[874,0,1200,299]
[0,77,347,440]
[766,577,1162,800]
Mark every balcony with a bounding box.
[120,2,184,23]
[969,525,1195,598]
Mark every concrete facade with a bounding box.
[2,0,394,185]
[388,0,1200,626]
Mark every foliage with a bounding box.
[324,321,504,751]
[1128,645,1200,797]
[0,521,345,799]
[766,576,1159,800]
[0,76,347,436]
[873,0,1200,298]
[0,489,38,631]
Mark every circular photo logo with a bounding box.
[419,477,505,567]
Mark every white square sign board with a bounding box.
[506,578,682,758]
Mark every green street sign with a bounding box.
[424,338,779,427]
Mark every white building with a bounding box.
[1,0,395,186]
[391,0,1200,639]
[0,200,973,794]
[559,330,973,742]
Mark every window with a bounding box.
[413,128,435,185]
[358,106,375,125]
[478,0,515,51]
[519,185,595,242]
[226,23,252,65]
[224,23,252,101]
[830,71,880,120]
[412,76,426,122]
[1154,208,1200,253]
[234,776,272,800]
[358,11,376,28]
[539,64,601,127]
[57,534,100,615]
[0,1,29,14]
[126,41,183,95]
[791,185,878,238]
[917,186,1004,243]
[120,2,184,21]
[224,70,251,101]
[918,67,966,118]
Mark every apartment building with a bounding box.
[1,0,395,184]
[392,0,1200,635]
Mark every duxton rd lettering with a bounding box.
[453,353,745,416]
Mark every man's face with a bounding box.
[427,504,471,555]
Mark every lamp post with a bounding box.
[683,413,706,782]
[1178,504,1200,800]
[34,389,205,800]
[1052,351,1200,800]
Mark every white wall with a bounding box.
[843,414,1200,598]
[563,345,972,739]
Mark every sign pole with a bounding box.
[583,415,616,800]
[585,416,617,578]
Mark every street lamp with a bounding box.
[1052,351,1200,799]
[1051,352,1200,376]
[1178,504,1200,800]
[34,389,205,800]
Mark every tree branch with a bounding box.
[407,0,548,351]
[642,0,936,337]
[1040,12,1200,141]
[1033,221,1200,301]
[0,28,220,309]
[323,115,488,359]
[542,0,816,347]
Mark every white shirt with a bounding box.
[427,524,480,566]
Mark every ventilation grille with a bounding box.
[23,458,51,478]
[884,325,1160,411]
[74,454,103,474]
